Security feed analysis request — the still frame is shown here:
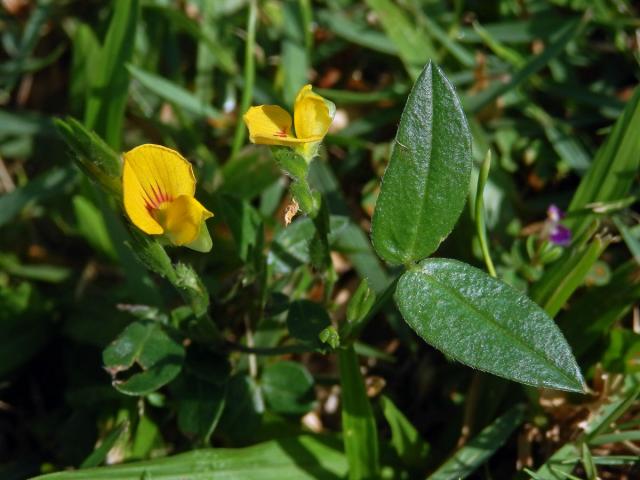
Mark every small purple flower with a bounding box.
[549,224,572,246]
[545,204,571,246]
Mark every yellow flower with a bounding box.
[243,84,335,160]
[122,144,213,252]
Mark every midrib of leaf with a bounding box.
[415,271,580,388]
[403,67,434,265]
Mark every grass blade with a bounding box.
[339,345,380,479]
[84,0,139,150]
[427,405,525,480]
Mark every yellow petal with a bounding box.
[122,144,196,235]
[243,105,308,146]
[156,195,213,246]
[293,84,334,141]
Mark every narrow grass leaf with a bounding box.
[127,65,221,120]
[80,421,128,468]
[531,235,610,317]
[364,0,437,78]
[31,435,347,479]
[316,9,397,55]
[84,0,139,150]
[0,167,75,228]
[428,405,525,480]
[464,17,584,114]
[339,345,380,479]
[380,395,429,469]
[567,86,640,238]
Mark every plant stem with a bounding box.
[230,0,257,157]
[475,150,497,278]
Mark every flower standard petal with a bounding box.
[123,144,198,237]
[243,105,308,146]
[124,144,196,200]
[293,84,334,141]
[123,155,163,235]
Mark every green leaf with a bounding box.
[173,373,226,443]
[31,435,347,479]
[261,361,315,415]
[286,300,332,349]
[217,374,264,445]
[84,0,139,150]
[371,62,472,265]
[103,321,185,396]
[395,259,585,392]
[379,395,429,469]
[338,345,380,479]
[427,405,525,480]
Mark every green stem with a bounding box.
[338,345,380,480]
[475,150,497,278]
[230,0,257,157]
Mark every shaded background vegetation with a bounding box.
[1,0,639,479]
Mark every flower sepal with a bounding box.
[183,221,213,253]
[271,146,320,217]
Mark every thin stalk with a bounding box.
[230,0,257,157]
[475,150,497,278]
[460,150,496,447]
